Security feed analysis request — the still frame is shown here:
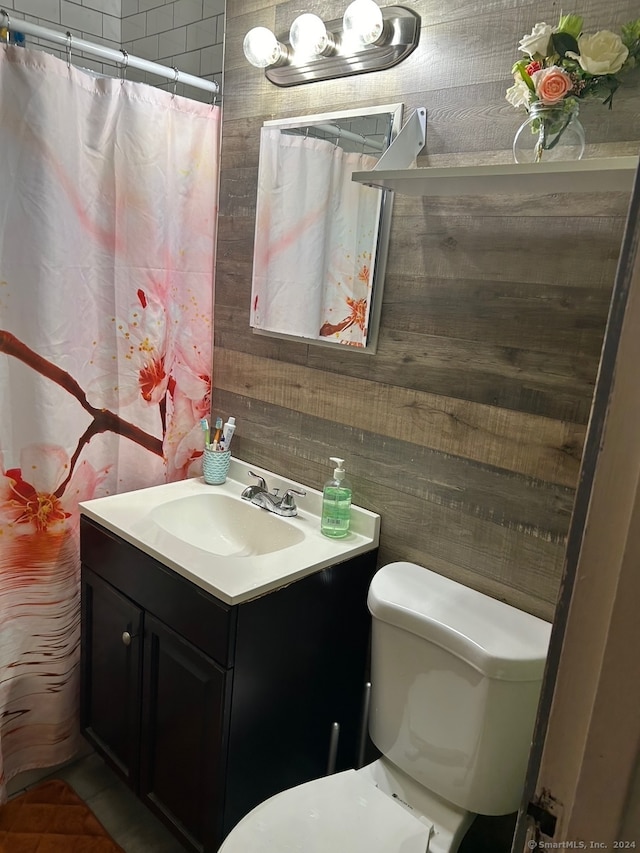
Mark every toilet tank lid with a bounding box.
[368,562,551,681]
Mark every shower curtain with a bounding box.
[250,128,379,347]
[0,44,219,799]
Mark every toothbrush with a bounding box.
[200,418,210,447]
[212,417,223,449]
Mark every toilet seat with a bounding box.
[219,769,434,853]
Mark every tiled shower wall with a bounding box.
[121,0,223,99]
[3,0,223,100]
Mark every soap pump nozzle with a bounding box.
[329,456,346,480]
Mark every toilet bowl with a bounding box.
[218,757,474,853]
[219,561,551,853]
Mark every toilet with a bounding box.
[219,561,551,853]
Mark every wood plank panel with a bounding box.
[213,299,600,422]
[214,389,574,537]
[381,277,613,357]
[391,189,633,218]
[384,216,625,288]
[214,348,585,487]
[309,327,601,424]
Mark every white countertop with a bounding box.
[79,458,380,606]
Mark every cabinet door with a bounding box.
[80,566,143,786]
[139,613,230,853]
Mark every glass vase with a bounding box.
[513,101,585,164]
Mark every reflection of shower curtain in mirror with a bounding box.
[250,129,379,347]
[0,45,219,799]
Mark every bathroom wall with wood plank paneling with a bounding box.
[214,0,639,620]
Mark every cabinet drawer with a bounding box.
[81,517,236,668]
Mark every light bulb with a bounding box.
[243,27,283,68]
[342,0,384,47]
[289,13,331,57]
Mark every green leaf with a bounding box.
[551,32,579,58]
[621,19,640,48]
[557,14,583,39]
[512,60,536,92]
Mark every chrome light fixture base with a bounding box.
[264,6,420,87]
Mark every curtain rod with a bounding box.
[284,123,385,152]
[1,10,219,96]
[314,124,385,152]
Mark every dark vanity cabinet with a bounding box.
[80,516,377,852]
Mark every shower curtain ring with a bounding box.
[120,49,128,82]
[1,9,10,43]
[65,31,73,68]
[172,66,179,98]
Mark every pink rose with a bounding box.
[531,67,574,104]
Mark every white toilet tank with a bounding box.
[367,562,551,817]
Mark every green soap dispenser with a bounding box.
[321,457,352,538]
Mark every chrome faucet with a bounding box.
[241,471,306,517]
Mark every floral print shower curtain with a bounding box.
[0,44,219,799]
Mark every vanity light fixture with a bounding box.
[242,3,420,87]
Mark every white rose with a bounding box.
[568,30,629,75]
[506,77,532,109]
[518,22,553,57]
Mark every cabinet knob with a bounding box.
[122,631,135,646]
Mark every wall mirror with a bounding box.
[249,103,403,352]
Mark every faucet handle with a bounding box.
[280,487,306,510]
[247,471,267,491]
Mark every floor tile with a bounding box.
[44,751,188,853]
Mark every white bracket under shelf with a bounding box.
[373,107,426,171]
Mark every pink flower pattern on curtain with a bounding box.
[0,44,219,799]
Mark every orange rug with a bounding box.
[0,778,126,852]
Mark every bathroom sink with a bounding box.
[149,493,305,557]
[79,458,380,605]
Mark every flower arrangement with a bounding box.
[506,14,640,161]
[507,13,640,110]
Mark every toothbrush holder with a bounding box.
[203,448,231,485]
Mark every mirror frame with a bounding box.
[250,103,403,353]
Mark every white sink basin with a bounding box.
[150,493,305,557]
[79,458,380,605]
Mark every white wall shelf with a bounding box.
[352,156,639,197]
